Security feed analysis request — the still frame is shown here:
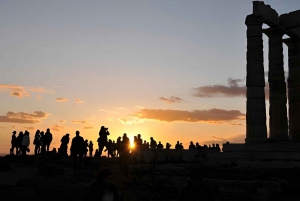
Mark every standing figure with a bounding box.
[150,137,157,149]
[97,126,109,157]
[59,133,70,156]
[88,141,93,157]
[70,131,85,170]
[166,142,172,149]
[16,131,23,155]
[11,131,17,155]
[44,128,53,152]
[21,131,30,156]
[157,141,163,149]
[34,130,41,155]
[84,139,89,157]
[40,131,46,154]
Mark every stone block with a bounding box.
[253,1,279,26]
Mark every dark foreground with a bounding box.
[1,155,300,201]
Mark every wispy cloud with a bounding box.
[99,109,117,114]
[192,78,246,98]
[59,120,66,123]
[55,98,68,102]
[36,95,42,100]
[0,84,54,98]
[113,107,126,110]
[83,126,94,129]
[71,120,88,124]
[119,118,144,125]
[201,134,245,145]
[159,96,186,104]
[75,99,84,104]
[130,108,245,124]
[0,126,6,129]
[51,125,64,131]
[0,111,49,124]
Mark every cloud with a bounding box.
[0,126,6,129]
[0,111,49,124]
[0,84,54,98]
[99,109,117,114]
[159,96,186,104]
[36,95,42,100]
[192,78,275,100]
[75,99,84,104]
[23,126,35,130]
[71,120,88,124]
[51,125,64,131]
[113,107,126,110]
[130,108,245,124]
[192,78,246,98]
[119,118,144,125]
[59,120,66,123]
[55,98,68,102]
[83,126,94,129]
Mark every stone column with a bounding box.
[264,28,288,140]
[283,38,300,141]
[245,14,267,143]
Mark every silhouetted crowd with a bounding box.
[10,126,221,158]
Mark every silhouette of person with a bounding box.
[116,136,122,157]
[180,143,184,150]
[44,128,53,152]
[157,141,163,149]
[88,141,93,157]
[94,149,99,157]
[70,131,85,170]
[40,131,46,154]
[34,130,41,155]
[21,130,30,156]
[178,169,214,201]
[11,131,17,155]
[16,131,23,155]
[150,137,157,149]
[105,139,114,158]
[119,133,130,177]
[175,141,181,150]
[85,168,120,201]
[166,142,172,149]
[216,144,221,152]
[59,133,70,156]
[83,139,89,157]
[143,140,148,149]
[189,141,196,149]
[196,142,202,150]
[136,134,142,150]
[97,126,109,157]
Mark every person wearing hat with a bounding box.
[10,131,17,155]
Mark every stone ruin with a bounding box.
[219,1,300,168]
[246,1,300,143]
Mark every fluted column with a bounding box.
[245,14,267,143]
[264,28,288,140]
[283,38,300,141]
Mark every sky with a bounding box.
[0,0,299,154]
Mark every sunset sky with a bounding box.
[0,0,298,154]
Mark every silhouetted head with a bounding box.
[19,131,23,136]
[177,141,179,144]
[137,134,141,138]
[190,141,193,145]
[12,131,16,134]
[47,128,50,132]
[76,130,80,136]
[150,137,153,140]
[66,133,69,136]
[159,141,161,144]
[123,133,127,137]
[40,131,44,135]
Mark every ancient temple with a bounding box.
[219,1,300,168]
[246,1,300,143]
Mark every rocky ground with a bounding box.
[1,155,300,201]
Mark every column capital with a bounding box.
[283,38,300,47]
[245,14,264,26]
[263,28,285,38]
